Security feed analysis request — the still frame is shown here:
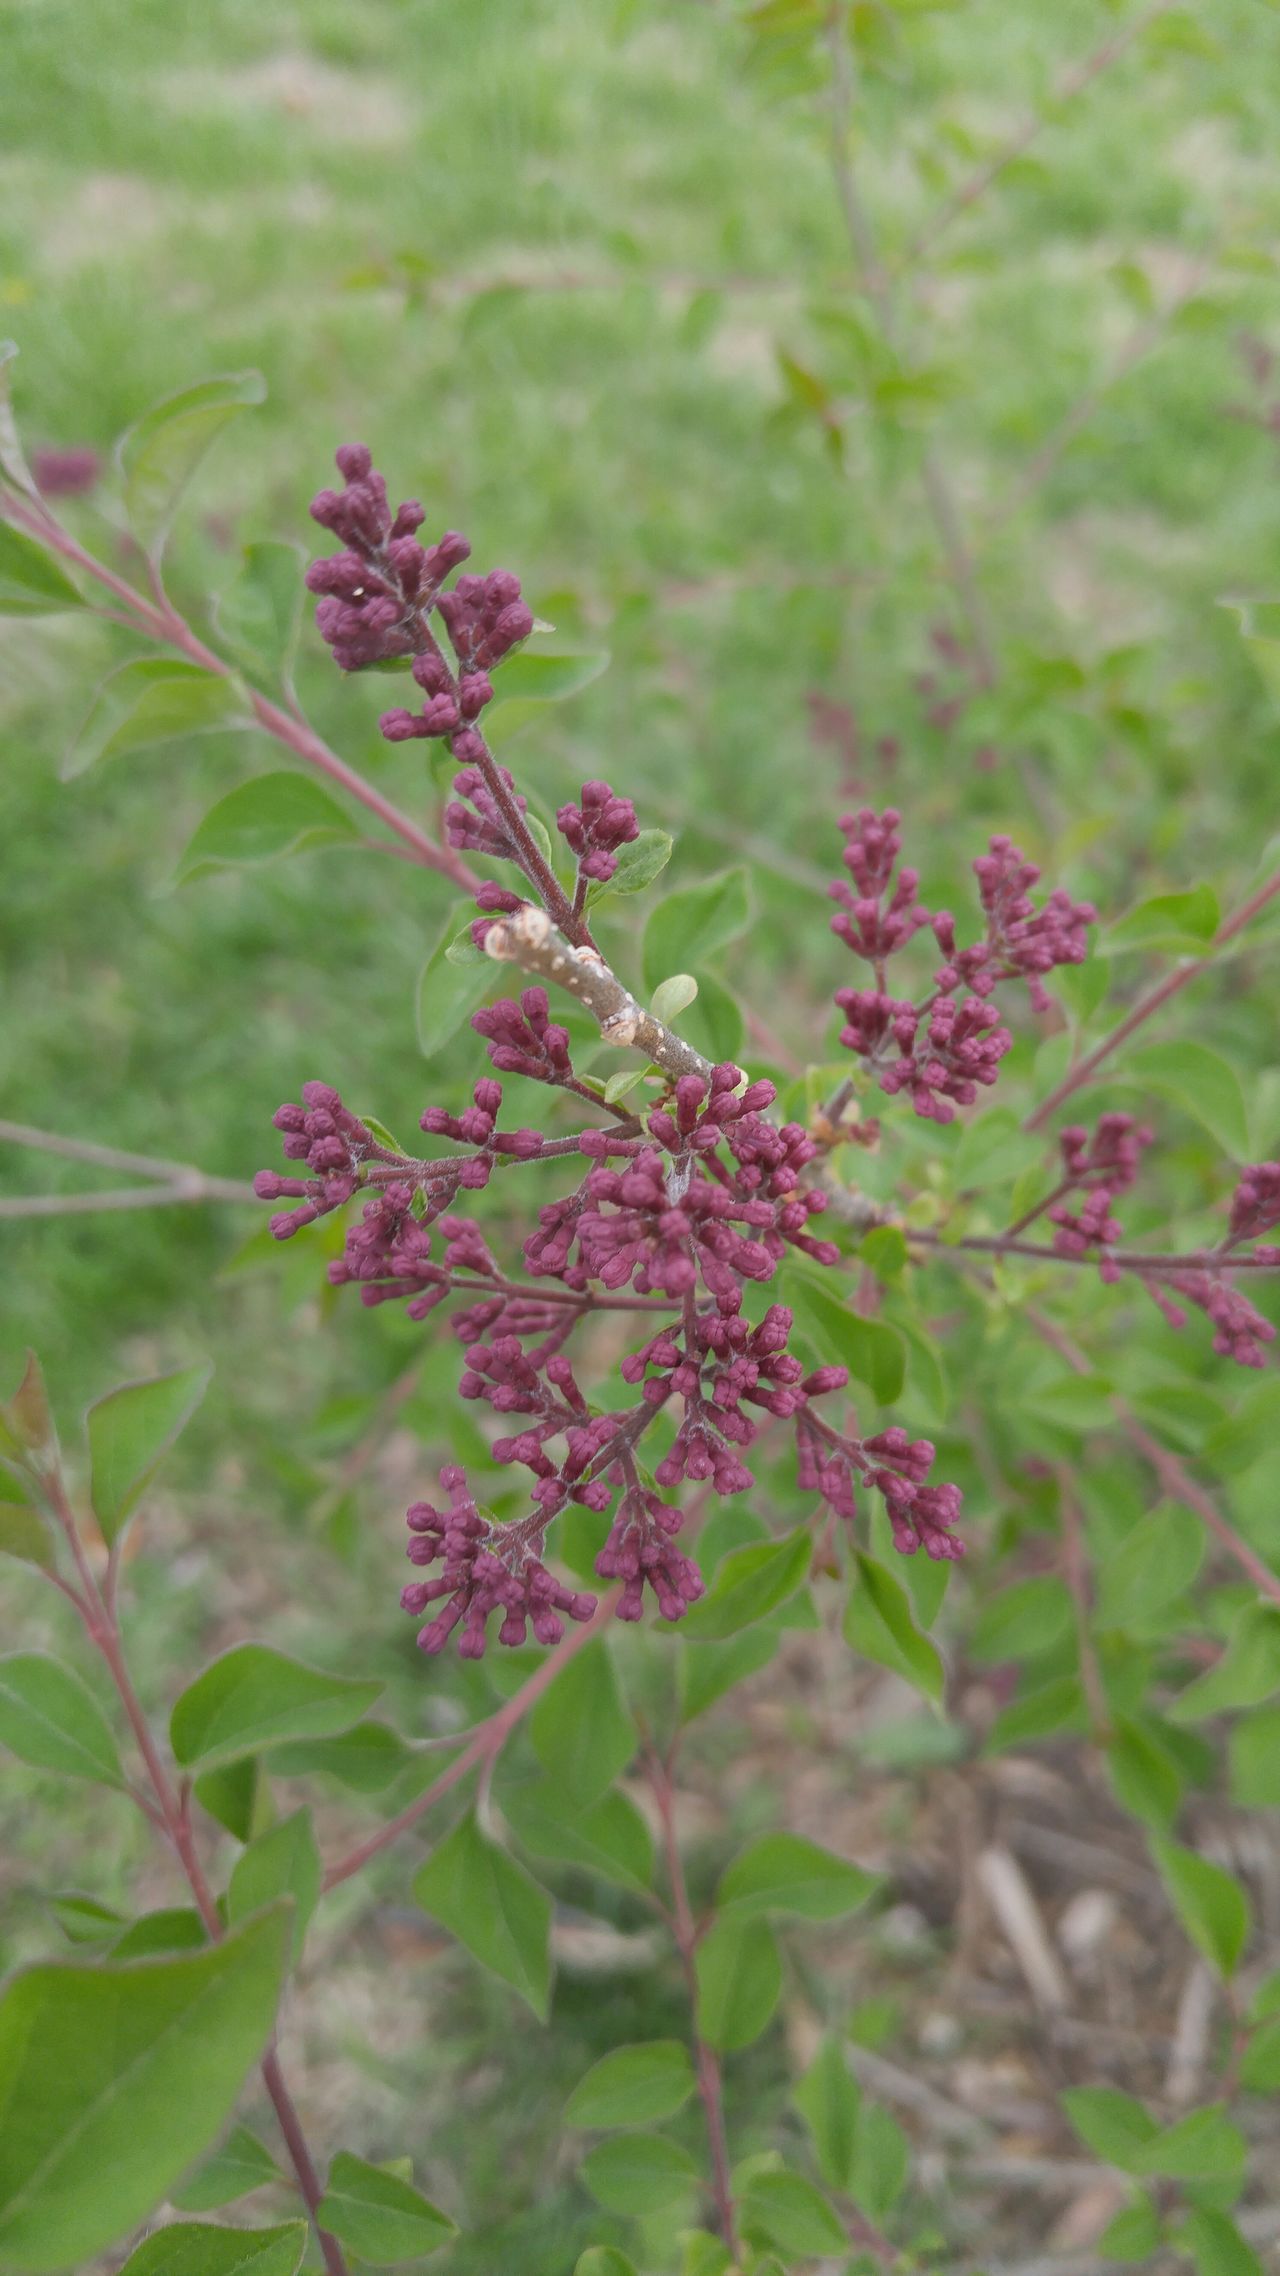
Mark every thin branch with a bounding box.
[912,1231,1280,1275]
[0,1117,252,1190]
[0,1182,253,1218]
[903,1,1177,268]
[646,1748,738,2255]
[322,1590,620,1892]
[1025,865,1280,1130]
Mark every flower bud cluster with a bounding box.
[835,991,1011,1123]
[556,781,640,883]
[472,988,573,1085]
[1229,1161,1280,1248]
[307,444,470,671]
[1150,1273,1277,1370]
[796,1413,965,1559]
[254,1081,384,1238]
[1049,1113,1154,1275]
[402,1467,596,1657]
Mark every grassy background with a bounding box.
[5,1,1280,2268]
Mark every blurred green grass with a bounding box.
[5,3,1280,2264]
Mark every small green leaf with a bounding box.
[1118,1042,1250,1163]
[740,2169,847,2257]
[47,1892,126,1946]
[793,2035,859,2190]
[1098,2197,1162,2260]
[227,1809,321,1962]
[695,1917,781,2051]
[502,1782,654,1893]
[265,1722,411,1793]
[212,540,306,685]
[0,1907,290,2271]
[1102,887,1220,958]
[173,775,356,884]
[64,658,244,780]
[1204,1379,1280,1478]
[565,2041,696,2128]
[115,2220,308,2276]
[116,371,267,557]
[649,972,698,1024]
[844,1553,945,1701]
[529,1639,636,1809]
[170,2124,282,2212]
[1106,1718,1182,1832]
[1062,2086,1159,2170]
[0,1500,53,1570]
[679,969,746,1065]
[781,1266,905,1403]
[580,2132,698,2216]
[717,1832,878,1922]
[417,899,493,1059]
[1152,1838,1251,1977]
[642,867,751,993]
[0,1652,124,1786]
[0,518,86,614]
[850,2100,910,2221]
[484,648,609,739]
[112,1909,208,1959]
[1181,2207,1264,2276]
[969,1574,1073,1664]
[87,1362,211,1546]
[574,2252,639,2276]
[1132,2103,1246,2183]
[316,2152,456,2265]
[194,1756,263,1842]
[1229,1707,1280,1808]
[679,1623,782,1721]
[590,828,673,901]
[171,1645,381,1772]
[413,1812,551,2018]
[679,1529,811,1643]
[1096,1504,1203,1631]
[1170,1605,1280,1721]
[1238,2014,1280,2092]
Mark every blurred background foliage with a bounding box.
[5,1,1280,2268]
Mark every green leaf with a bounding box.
[483,647,609,739]
[1204,1379,1280,1478]
[212,541,306,685]
[417,900,493,1059]
[0,1906,290,2271]
[63,659,244,780]
[579,2132,698,2216]
[678,970,746,1065]
[116,371,267,557]
[1095,1504,1203,1631]
[679,1529,811,1643]
[265,1722,411,1794]
[171,1645,381,1772]
[649,972,698,1024]
[227,1809,321,1962]
[529,1640,636,1809]
[1132,2104,1246,2183]
[413,1812,551,2018]
[1118,1043,1251,1163]
[194,1756,263,1842]
[589,828,673,901]
[316,2152,457,2265]
[1102,886,1220,958]
[0,519,86,615]
[47,1892,126,1946]
[1181,2208,1264,2276]
[565,2041,696,2128]
[780,1266,905,1404]
[740,2169,847,2257]
[985,1674,1087,1753]
[574,2252,639,2276]
[695,1917,782,2051]
[1098,2197,1162,2260]
[2,1351,55,1462]
[679,1624,781,1721]
[850,2100,910,2221]
[1229,1707,1280,1809]
[642,867,751,993]
[502,1782,654,1893]
[0,1652,124,1786]
[173,775,356,884]
[1152,1838,1251,1977]
[1238,2014,1280,2092]
[115,2220,308,2276]
[969,1574,1073,1664]
[113,1909,208,1959]
[843,1553,946,1701]
[1106,1718,1182,1831]
[87,1362,212,1546]
[1062,2086,1159,2170]
[718,1832,878,1922]
[1170,1605,1280,1721]
[793,2035,859,2190]
[170,2124,282,2212]
[0,1500,53,1570]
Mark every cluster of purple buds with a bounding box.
[307,444,471,671]
[446,761,527,861]
[254,1081,381,1236]
[436,570,533,674]
[829,808,929,965]
[402,1467,596,1657]
[379,648,494,745]
[796,1413,965,1559]
[837,990,1011,1123]
[419,1077,543,1183]
[458,1337,620,1511]
[1228,1161,1280,1249]
[597,1487,706,1622]
[556,780,640,883]
[1149,1273,1277,1371]
[1049,1114,1153,1275]
[472,989,573,1086]
[934,839,1096,1013]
